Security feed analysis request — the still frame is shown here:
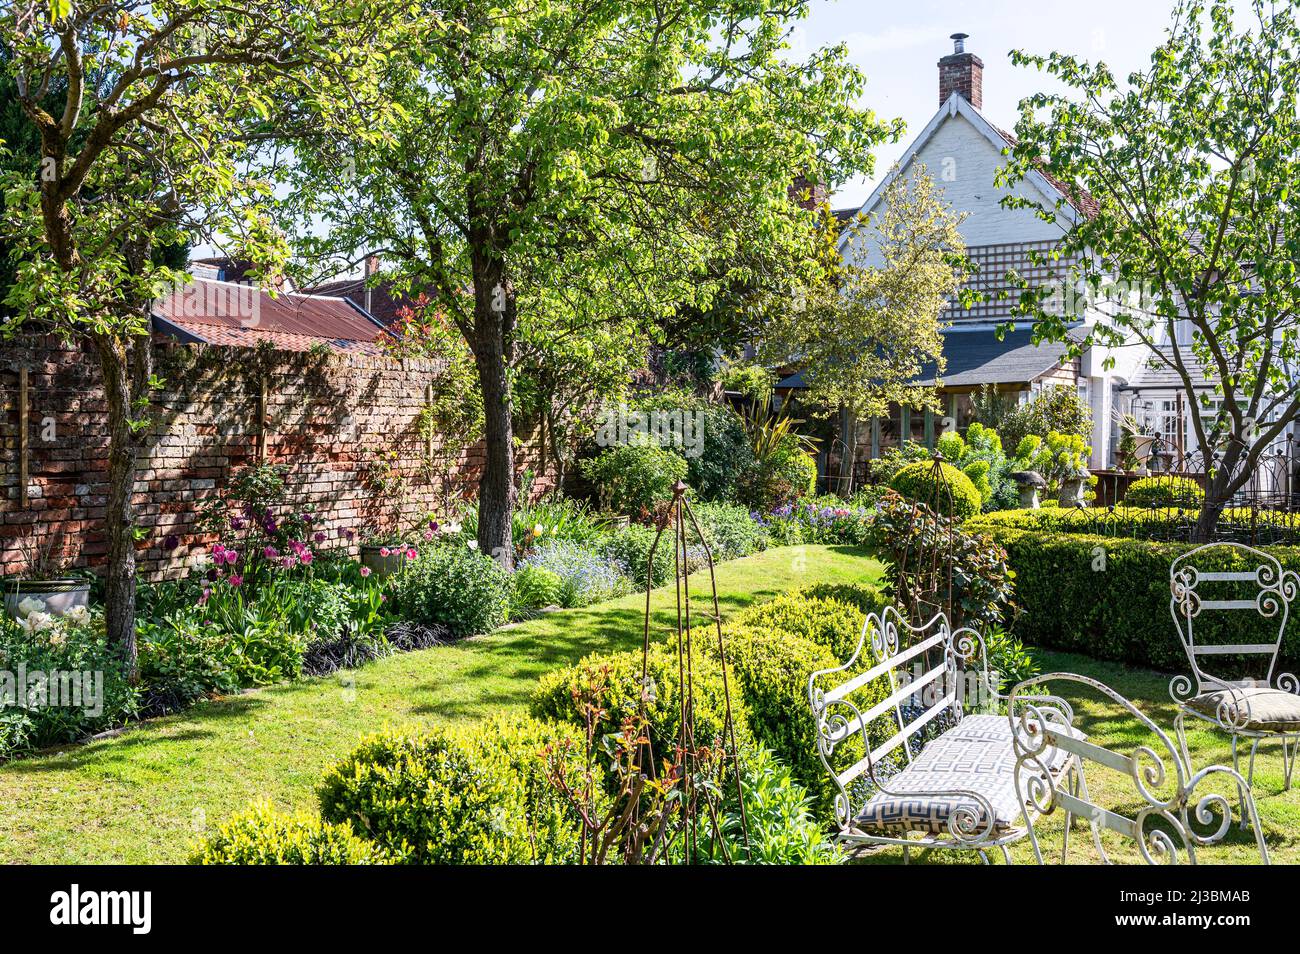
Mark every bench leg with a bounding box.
[902,844,910,865]
[999,844,1012,865]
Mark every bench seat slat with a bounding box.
[1044,728,1133,775]
[1192,643,1277,655]
[1194,571,1261,582]
[1197,599,1262,610]
[836,690,956,787]
[824,632,946,704]
[827,663,948,744]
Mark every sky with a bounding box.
[800,0,1183,210]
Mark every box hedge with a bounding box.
[987,526,1300,674]
[190,802,392,865]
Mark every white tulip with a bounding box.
[16,596,44,619]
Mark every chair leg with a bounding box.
[1283,737,1296,791]
[978,849,990,865]
[902,844,910,865]
[1174,710,1193,775]
[1000,844,1013,865]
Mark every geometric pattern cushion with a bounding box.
[854,715,1076,835]
[1185,686,1300,733]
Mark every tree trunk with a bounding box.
[94,335,142,680]
[471,255,517,569]
[1194,442,1244,543]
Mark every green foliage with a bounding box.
[793,581,892,616]
[737,435,819,511]
[458,714,597,865]
[600,525,675,590]
[1011,430,1093,494]
[978,385,1093,453]
[1125,477,1205,508]
[691,502,770,561]
[936,421,1019,510]
[0,609,137,759]
[757,167,968,420]
[580,440,688,517]
[730,592,867,662]
[982,624,1040,693]
[998,0,1300,529]
[388,544,512,636]
[691,747,842,865]
[190,802,392,865]
[715,362,775,406]
[531,645,753,764]
[759,496,875,546]
[137,615,241,713]
[966,505,1264,540]
[869,491,1015,631]
[317,724,519,864]
[510,565,564,617]
[889,460,982,521]
[985,527,1300,673]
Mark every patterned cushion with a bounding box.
[1186,686,1300,733]
[853,715,1075,836]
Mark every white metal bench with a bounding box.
[807,605,1078,863]
[1012,672,1270,864]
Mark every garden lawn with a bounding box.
[0,544,880,864]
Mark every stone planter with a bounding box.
[1058,476,1087,508]
[1010,471,1046,509]
[2,578,91,622]
[360,544,409,579]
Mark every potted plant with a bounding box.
[359,533,416,578]
[1,532,89,621]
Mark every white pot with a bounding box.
[2,579,91,621]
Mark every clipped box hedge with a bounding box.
[986,526,1300,674]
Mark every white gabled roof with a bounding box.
[837,92,1083,252]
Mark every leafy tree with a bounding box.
[283,0,894,567]
[757,167,969,485]
[998,0,1300,540]
[0,0,393,672]
[976,383,1093,452]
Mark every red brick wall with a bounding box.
[1,335,556,580]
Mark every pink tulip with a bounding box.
[406,548,418,560]
[359,566,372,578]
[380,547,391,557]
[264,546,279,559]
[300,551,314,565]
[228,575,244,587]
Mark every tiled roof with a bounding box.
[1124,344,1218,391]
[777,326,1073,391]
[152,277,389,354]
[993,126,1100,220]
[309,277,415,328]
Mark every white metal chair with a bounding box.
[1011,673,1270,864]
[807,605,1077,864]
[1169,543,1300,795]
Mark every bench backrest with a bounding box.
[1010,672,1269,864]
[807,604,997,830]
[1169,542,1298,693]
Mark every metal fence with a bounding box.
[1071,433,1300,546]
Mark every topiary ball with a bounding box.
[889,460,982,521]
[1124,476,1204,509]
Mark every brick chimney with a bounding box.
[789,174,828,211]
[938,33,982,109]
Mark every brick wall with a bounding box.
[1,335,556,580]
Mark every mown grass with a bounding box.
[0,544,880,864]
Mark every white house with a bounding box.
[808,33,1148,473]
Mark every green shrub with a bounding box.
[601,524,674,589]
[580,440,688,516]
[760,496,874,546]
[510,565,564,618]
[688,747,841,865]
[965,505,1273,542]
[388,543,512,636]
[738,436,818,511]
[794,581,892,617]
[190,802,391,864]
[890,460,982,521]
[692,501,769,560]
[731,592,867,661]
[459,715,598,865]
[0,608,137,759]
[985,527,1300,673]
[869,491,1014,631]
[138,614,240,713]
[531,644,753,762]
[631,392,755,502]
[318,725,524,864]
[1124,476,1205,508]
